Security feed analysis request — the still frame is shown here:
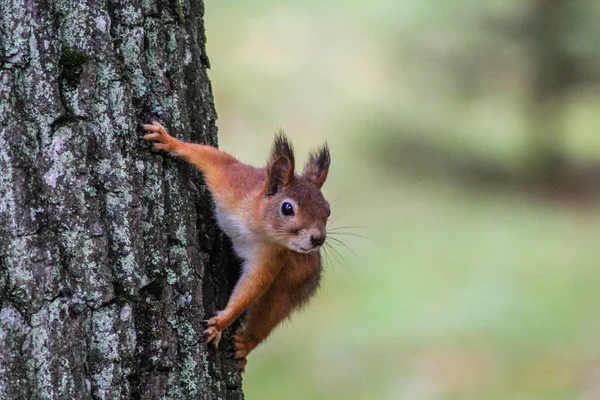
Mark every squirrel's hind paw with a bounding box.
[232,333,254,372]
[236,357,247,373]
[233,333,250,358]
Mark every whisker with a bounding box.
[327,225,371,231]
[328,193,351,207]
[324,242,354,271]
[328,210,358,225]
[323,245,344,269]
[321,245,337,277]
[333,250,354,272]
[328,231,379,244]
[323,244,357,282]
[326,236,357,256]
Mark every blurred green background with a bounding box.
[203,1,600,399]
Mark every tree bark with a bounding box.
[0,0,243,399]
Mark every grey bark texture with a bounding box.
[0,0,244,399]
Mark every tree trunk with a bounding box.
[525,0,573,180]
[0,0,243,399]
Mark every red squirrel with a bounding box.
[143,121,331,371]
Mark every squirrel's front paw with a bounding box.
[142,121,175,153]
[203,313,226,347]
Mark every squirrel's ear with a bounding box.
[266,156,293,195]
[265,132,295,195]
[303,144,330,189]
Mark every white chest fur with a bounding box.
[214,206,260,264]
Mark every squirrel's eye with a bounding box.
[327,209,331,217]
[281,202,294,216]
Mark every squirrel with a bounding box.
[142,121,331,371]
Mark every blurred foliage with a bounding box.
[204,1,600,399]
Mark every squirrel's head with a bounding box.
[258,132,331,253]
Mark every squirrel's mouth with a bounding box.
[293,244,321,253]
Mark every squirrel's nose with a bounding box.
[310,235,325,246]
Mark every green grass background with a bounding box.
[203,1,600,398]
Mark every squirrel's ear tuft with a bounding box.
[270,131,295,166]
[266,131,295,195]
[303,143,330,189]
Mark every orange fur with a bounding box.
[143,121,330,372]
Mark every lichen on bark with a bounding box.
[0,0,243,398]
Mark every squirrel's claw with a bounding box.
[142,121,164,132]
[203,315,225,348]
[142,124,158,134]
[142,121,176,154]
[142,121,169,139]
[143,133,158,141]
[203,325,222,347]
